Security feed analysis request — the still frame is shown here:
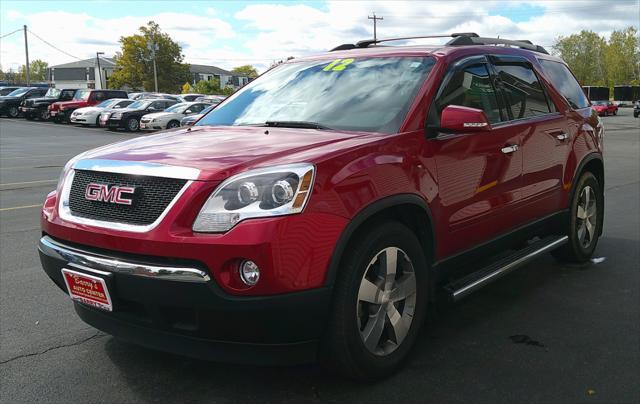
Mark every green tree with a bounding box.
[17,59,48,82]
[553,30,607,86]
[604,27,640,86]
[231,65,258,78]
[109,21,191,92]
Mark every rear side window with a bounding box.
[436,64,502,123]
[538,60,589,109]
[494,64,551,119]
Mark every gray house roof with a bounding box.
[189,64,246,77]
[50,57,116,69]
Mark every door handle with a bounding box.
[501,145,519,154]
[556,133,569,141]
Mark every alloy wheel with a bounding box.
[8,106,19,118]
[357,247,417,356]
[576,185,597,248]
[127,118,139,131]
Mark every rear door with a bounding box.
[489,55,568,222]
[428,56,526,256]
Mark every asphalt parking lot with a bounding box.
[1,111,638,403]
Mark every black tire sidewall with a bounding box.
[567,172,602,261]
[167,120,179,129]
[324,221,428,380]
[127,118,138,131]
[8,106,18,118]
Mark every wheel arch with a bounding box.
[324,194,435,287]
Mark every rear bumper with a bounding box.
[38,235,332,364]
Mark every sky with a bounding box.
[1,0,638,73]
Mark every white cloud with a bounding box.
[1,1,637,74]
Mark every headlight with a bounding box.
[193,163,315,232]
[112,112,122,119]
[151,118,156,122]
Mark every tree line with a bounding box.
[552,26,639,89]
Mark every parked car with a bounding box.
[49,89,128,123]
[0,87,48,117]
[180,104,215,126]
[38,33,604,381]
[195,95,226,104]
[0,86,20,96]
[591,100,618,116]
[180,93,205,102]
[20,88,77,120]
[107,99,177,131]
[140,102,209,130]
[70,98,134,126]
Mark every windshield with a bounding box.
[127,100,151,109]
[45,88,61,98]
[73,90,90,100]
[164,103,189,113]
[196,57,435,133]
[96,99,117,108]
[7,88,30,97]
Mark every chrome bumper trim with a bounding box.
[39,235,210,283]
[73,159,201,181]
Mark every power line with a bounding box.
[0,28,22,39]
[27,29,83,60]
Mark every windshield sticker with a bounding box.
[323,58,355,72]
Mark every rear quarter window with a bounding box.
[493,64,551,119]
[538,59,590,109]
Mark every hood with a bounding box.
[0,96,20,102]
[142,111,176,119]
[74,106,102,114]
[53,100,88,109]
[78,125,379,181]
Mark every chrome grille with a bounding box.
[68,170,187,225]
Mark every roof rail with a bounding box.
[330,32,479,51]
[446,36,549,54]
[330,33,548,55]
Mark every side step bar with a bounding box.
[446,235,568,301]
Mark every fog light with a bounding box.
[239,260,260,286]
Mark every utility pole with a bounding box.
[148,42,159,92]
[96,52,104,89]
[368,13,383,42]
[23,25,30,85]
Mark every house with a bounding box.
[189,64,249,89]
[46,57,115,89]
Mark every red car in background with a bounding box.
[49,89,127,123]
[591,100,618,116]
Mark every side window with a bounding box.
[538,60,589,109]
[61,90,74,100]
[437,64,502,123]
[93,92,106,101]
[494,64,551,119]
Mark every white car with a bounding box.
[139,102,209,130]
[70,98,134,126]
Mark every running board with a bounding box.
[446,235,568,302]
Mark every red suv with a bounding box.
[39,34,604,380]
[49,89,127,123]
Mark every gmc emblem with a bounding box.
[85,183,135,205]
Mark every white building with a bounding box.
[47,57,115,89]
[189,64,249,89]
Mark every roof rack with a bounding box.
[330,32,548,54]
[445,35,548,54]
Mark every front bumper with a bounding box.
[38,235,332,364]
[139,120,162,130]
[107,118,124,128]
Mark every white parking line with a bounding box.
[0,154,71,160]
[0,204,42,212]
[0,118,107,132]
[0,179,57,187]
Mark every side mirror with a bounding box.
[184,110,192,114]
[440,105,492,133]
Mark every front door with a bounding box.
[427,58,525,258]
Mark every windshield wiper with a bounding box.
[264,121,333,130]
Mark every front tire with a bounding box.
[125,117,139,132]
[167,120,180,129]
[321,221,428,381]
[552,172,603,263]
[8,106,19,118]
[39,109,49,121]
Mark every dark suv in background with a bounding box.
[20,88,77,120]
[0,87,48,117]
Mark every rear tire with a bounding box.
[613,110,617,116]
[552,172,603,263]
[321,221,428,381]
